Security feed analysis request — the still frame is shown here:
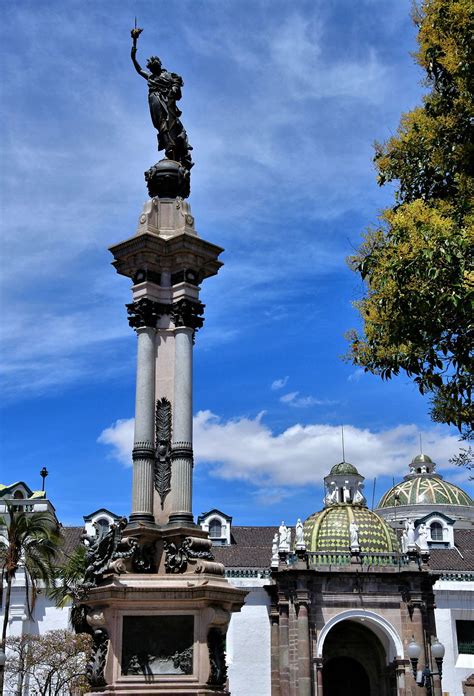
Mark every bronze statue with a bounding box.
[131,25,193,172]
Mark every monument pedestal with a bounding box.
[84,572,245,695]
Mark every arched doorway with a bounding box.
[322,620,393,696]
[323,656,370,696]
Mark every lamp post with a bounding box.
[407,636,445,695]
[40,467,48,493]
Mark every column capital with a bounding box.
[270,609,280,623]
[126,298,170,329]
[171,299,205,331]
[295,591,311,608]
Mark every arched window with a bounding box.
[96,517,110,531]
[13,490,24,499]
[430,522,444,541]
[209,518,222,538]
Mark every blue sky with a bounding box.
[1,0,472,527]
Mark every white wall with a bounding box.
[227,578,272,696]
[0,571,70,639]
[434,580,474,696]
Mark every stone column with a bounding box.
[270,610,281,696]
[314,658,324,696]
[394,660,407,696]
[296,599,311,696]
[169,300,204,526]
[278,601,290,696]
[127,299,160,525]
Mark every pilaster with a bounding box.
[295,586,311,696]
[278,598,290,696]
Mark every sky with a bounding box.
[1,0,472,527]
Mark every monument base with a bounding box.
[83,572,246,695]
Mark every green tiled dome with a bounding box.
[377,476,472,508]
[329,461,359,475]
[304,506,399,554]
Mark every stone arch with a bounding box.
[316,609,404,663]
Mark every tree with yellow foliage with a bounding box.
[348,0,473,438]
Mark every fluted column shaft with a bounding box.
[131,325,156,523]
[169,325,194,525]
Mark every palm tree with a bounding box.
[48,544,88,632]
[0,502,60,695]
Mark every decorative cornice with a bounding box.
[126,298,171,329]
[171,299,205,331]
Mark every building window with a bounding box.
[96,517,110,531]
[430,522,444,541]
[456,621,474,655]
[13,490,24,499]
[209,519,222,538]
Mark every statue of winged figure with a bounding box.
[131,25,193,172]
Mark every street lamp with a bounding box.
[406,636,445,695]
[40,467,48,492]
[407,636,422,677]
[431,637,445,679]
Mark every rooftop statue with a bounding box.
[130,24,193,173]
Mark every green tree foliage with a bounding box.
[5,630,91,696]
[348,0,473,435]
[0,504,60,693]
[48,543,88,632]
[49,543,87,609]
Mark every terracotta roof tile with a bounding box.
[57,526,83,562]
[429,529,474,573]
[56,524,474,574]
[212,526,277,568]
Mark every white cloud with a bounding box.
[98,418,135,466]
[271,376,289,391]
[348,368,365,382]
[280,391,298,403]
[98,411,462,490]
[279,391,335,408]
[0,2,422,396]
[0,303,132,398]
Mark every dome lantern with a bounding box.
[409,453,436,476]
[323,461,366,507]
